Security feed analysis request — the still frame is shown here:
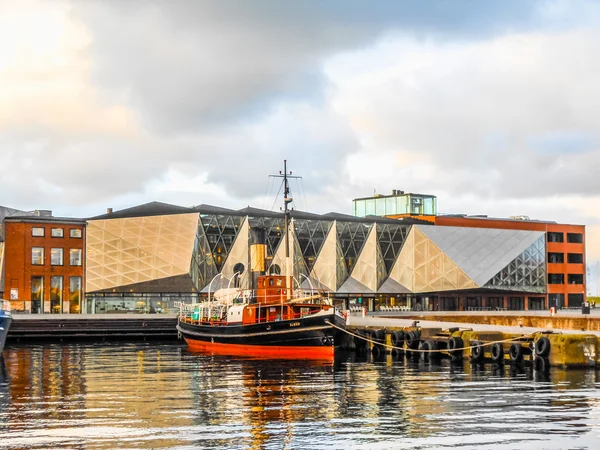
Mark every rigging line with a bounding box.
[299,177,308,212]
[261,176,272,210]
[270,179,284,211]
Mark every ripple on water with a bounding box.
[1,343,600,449]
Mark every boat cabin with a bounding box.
[256,275,289,305]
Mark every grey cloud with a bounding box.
[72,0,542,134]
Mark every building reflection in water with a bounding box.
[0,344,599,449]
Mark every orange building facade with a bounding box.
[3,217,86,313]
[387,214,586,309]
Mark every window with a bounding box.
[508,297,525,310]
[70,228,82,238]
[31,276,44,314]
[568,274,584,285]
[567,233,583,244]
[568,294,584,308]
[529,297,545,311]
[548,252,564,263]
[50,276,63,314]
[31,247,44,265]
[70,249,82,266]
[69,277,82,314]
[548,273,564,284]
[547,232,564,243]
[567,253,584,264]
[50,248,64,266]
[32,227,45,237]
[549,294,564,309]
[51,228,64,238]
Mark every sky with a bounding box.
[1,0,600,293]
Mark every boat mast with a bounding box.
[269,160,300,301]
[283,160,292,300]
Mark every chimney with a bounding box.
[107,208,113,214]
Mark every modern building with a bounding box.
[361,190,586,309]
[1,191,586,313]
[2,211,86,313]
[83,195,584,313]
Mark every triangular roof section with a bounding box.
[300,276,332,292]
[91,201,193,220]
[236,206,282,218]
[377,277,412,294]
[192,204,237,214]
[416,225,545,286]
[337,276,373,294]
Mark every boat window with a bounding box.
[276,279,282,286]
[269,279,274,286]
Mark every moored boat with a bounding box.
[0,300,12,354]
[177,161,347,359]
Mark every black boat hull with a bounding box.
[177,311,346,359]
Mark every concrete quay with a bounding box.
[345,314,600,369]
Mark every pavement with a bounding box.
[346,314,600,337]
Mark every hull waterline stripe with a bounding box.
[177,324,332,339]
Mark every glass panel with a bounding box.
[293,219,332,272]
[70,277,82,314]
[410,196,424,214]
[336,221,372,275]
[70,248,82,266]
[50,276,63,314]
[567,253,583,264]
[485,235,546,293]
[567,233,583,244]
[365,199,376,216]
[32,247,44,265]
[354,200,366,217]
[386,197,396,215]
[396,196,408,215]
[70,228,82,238]
[376,224,410,273]
[375,198,386,216]
[50,248,64,265]
[51,228,64,238]
[423,198,434,215]
[32,227,44,237]
[31,276,44,314]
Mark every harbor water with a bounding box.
[1,342,599,449]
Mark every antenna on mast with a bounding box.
[269,160,302,299]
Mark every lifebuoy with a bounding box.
[391,330,405,346]
[471,342,484,362]
[534,337,551,357]
[490,343,504,363]
[509,343,524,363]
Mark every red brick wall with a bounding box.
[3,221,85,312]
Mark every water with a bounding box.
[1,343,599,449]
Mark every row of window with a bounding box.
[31,275,82,314]
[548,252,584,264]
[548,273,584,284]
[32,227,82,238]
[31,248,82,266]
[547,232,583,243]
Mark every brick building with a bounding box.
[2,214,86,313]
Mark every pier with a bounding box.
[342,312,600,370]
[7,314,179,342]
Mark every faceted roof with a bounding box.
[91,201,193,220]
[416,225,545,286]
[337,276,373,294]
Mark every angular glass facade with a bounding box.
[484,235,546,293]
[293,219,332,272]
[376,224,410,273]
[336,221,372,277]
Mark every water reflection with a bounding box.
[0,344,599,449]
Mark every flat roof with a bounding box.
[353,192,437,201]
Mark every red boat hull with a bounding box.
[184,337,335,359]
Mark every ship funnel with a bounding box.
[249,226,266,289]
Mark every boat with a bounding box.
[0,300,12,354]
[177,161,347,359]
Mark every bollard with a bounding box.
[550,306,556,317]
[362,307,367,318]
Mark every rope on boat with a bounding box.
[325,320,541,354]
